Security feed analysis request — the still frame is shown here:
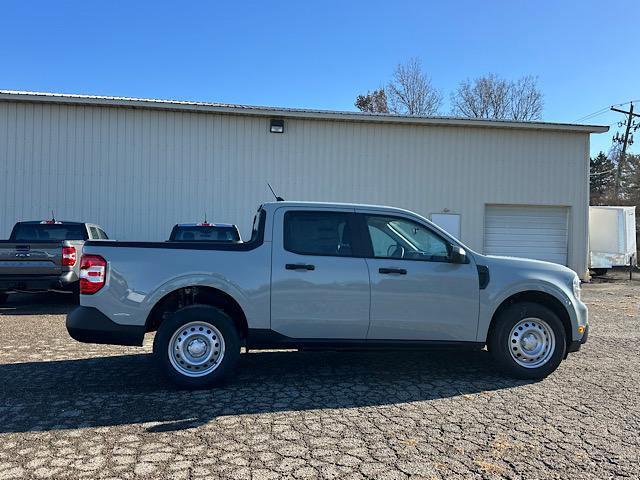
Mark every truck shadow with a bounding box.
[0,349,532,434]
[0,293,76,316]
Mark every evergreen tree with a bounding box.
[354,89,389,113]
[620,154,640,203]
[589,152,615,205]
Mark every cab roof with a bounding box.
[261,201,415,215]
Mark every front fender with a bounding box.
[477,280,577,343]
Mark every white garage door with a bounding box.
[484,206,569,265]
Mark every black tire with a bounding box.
[590,268,608,276]
[70,283,81,304]
[488,302,566,380]
[0,292,8,305]
[153,305,240,389]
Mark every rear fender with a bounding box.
[143,273,249,321]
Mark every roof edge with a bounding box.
[0,90,609,134]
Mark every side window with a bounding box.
[284,211,355,257]
[98,229,109,239]
[368,224,398,258]
[365,215,451,262]
[89,226,100,239]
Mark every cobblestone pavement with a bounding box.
[0,271,638,479]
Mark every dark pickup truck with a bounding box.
[0,221,108,303]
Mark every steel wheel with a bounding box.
[168,321,225,377]
[508,317,556,368]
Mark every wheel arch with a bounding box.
[145,285,249,341]
[487,290,573,349]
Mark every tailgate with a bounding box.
[0,242,63,276]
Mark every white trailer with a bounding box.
[589,206,637,275]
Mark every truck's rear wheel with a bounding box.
[488,302,566,380]
[153,305,240,389]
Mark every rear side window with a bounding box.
[97,229,109,239]
[173,226,240,242]
[10,224,88,241]
[284,211,356,257]
[89,226,100,239]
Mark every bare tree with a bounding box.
[449,74,509,119]
[386,58,442,116]
[509,75,543,121]
[354,89,389,113]
[450,74,543,121]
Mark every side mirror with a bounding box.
[449,246,468,264]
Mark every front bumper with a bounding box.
[66,306,145,346]
[567,323,589,353]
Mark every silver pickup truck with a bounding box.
[0,221,109,303]
[67,202,588,388]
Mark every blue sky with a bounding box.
[1,0,637,155]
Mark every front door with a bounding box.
[270,207,371,339]
[360,212,480,342]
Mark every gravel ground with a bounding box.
[0,270,638,479]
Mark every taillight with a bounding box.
[79,254,107,294]
[62,246,77,266]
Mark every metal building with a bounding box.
[0,90,607,278]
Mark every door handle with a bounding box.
[379,267,407,275]
[286,263,315,271]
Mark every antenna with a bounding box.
[267,183,284,202]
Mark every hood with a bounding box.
[481,254,577,276]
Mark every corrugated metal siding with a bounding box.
[0,101,590,277]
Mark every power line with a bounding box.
[612,100,639,107]
[574,107,610,123]
[574,99,640,123]
[589,168,616,177]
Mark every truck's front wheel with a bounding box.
[488,302,566,380]
[153,305,240,389]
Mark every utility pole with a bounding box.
[611,102,640,199]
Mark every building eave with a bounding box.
[0,90,609,134]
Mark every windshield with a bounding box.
[171,226,240,242]
[10,224,87,241]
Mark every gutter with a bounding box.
[0,90,609,134]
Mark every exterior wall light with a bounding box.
[270,119,284,133]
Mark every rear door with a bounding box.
[270,207,371,339]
